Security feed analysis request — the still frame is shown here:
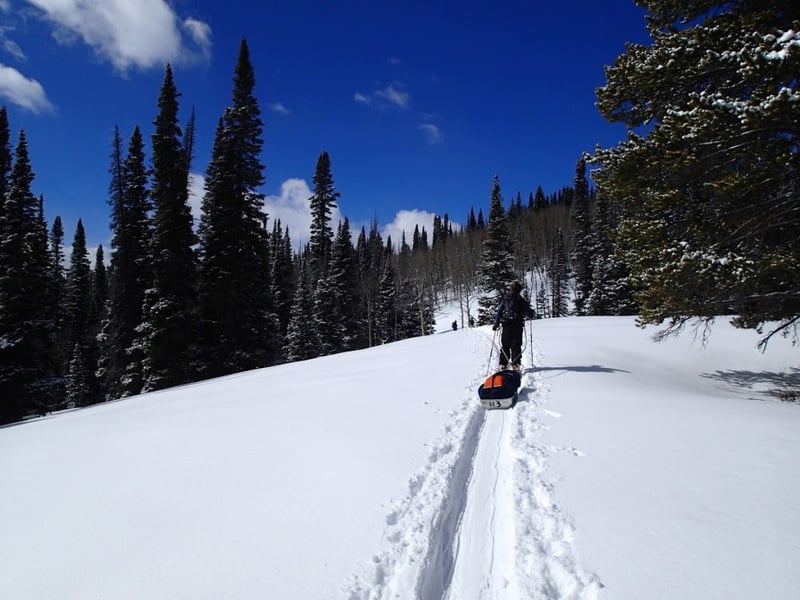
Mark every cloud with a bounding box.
[381,209,436,246]
[354,83,410,109]
[268,102,291,115]
[187,171,205,225]
[375,84,410,108]
[0,62,54,113]
[418,123,443,145]
[182,17,212,61]
[264,178,343,248]
[388,57,401,65]
[24,0,212,72]
[0,0,9,12]
[381,209,462,248]
[4,40,25,61]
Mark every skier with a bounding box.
[492,280,535,371]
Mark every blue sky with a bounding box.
[0,0,649,252]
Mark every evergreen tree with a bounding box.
[0,132,59,422]
[94,246,107,318]
[586,194,638,316]
[270,220,295,343]
[308,150,340,282]
[533,186,547,211]
[285,259,317,361]
[63,220,101,406]
[322,218,363,352]
[477,175,515,324]
[100,126,152,399]
[198,39,275,378]
[570,157,593,315]
[0,106,11,217]
[594,0,800,345]
[49,215,67,375]
[139,65,197,391]
[550,227,570,317]
[376,259,396,344]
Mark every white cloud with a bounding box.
[354,83,410,109]
[375,83,410,108]
[418,123,443,145]
[25,0,212,72]
[381,209,462,248]
[0,0,9,12]
[182,17,212,61]
[381,209,436,247]
[4,39,25,61]
[269,102,291,115]
[0,62,54,113]
[264,178,343,248]
[187,171,205,225]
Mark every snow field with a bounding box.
[1,315,798,599]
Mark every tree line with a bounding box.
[4,0,793,423]
[0,35,617,424]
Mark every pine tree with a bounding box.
[477,175,515,324]
[593,0,800,345]
[308,150,340,282]
[550,227,570,317]
[100,126,153,398]
[0,132,59,422]
[285,259,317,361]
[63,220,101,406]
[586,194,638,316]
[198,39,275,378]
[326,218,364,351]
[270,220,295,343]
[0,106,11,218]
[49,215,67,376]
[570,157,593,315]
[376,259,396,344]
[139,65,197,391]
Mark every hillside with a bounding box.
[1,316,798,599]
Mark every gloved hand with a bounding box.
[492,323,500,331]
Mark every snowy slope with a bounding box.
[1,316,798,600]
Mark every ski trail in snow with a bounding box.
[342,329,490,600]
[507,347,603,599]
[342,330,601,600]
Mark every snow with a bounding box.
[1,316,798,599]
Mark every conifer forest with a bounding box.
[1,0,798,424]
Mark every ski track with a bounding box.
[342,331,602,599]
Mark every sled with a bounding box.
[478,369,521,410]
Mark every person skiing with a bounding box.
[492,280,535,370]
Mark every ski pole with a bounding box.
[487,328,498,376]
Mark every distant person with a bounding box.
[492,280,535,370]
[468,314,475,328]
[452,320,458,331]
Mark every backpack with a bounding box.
[500,294,525,322]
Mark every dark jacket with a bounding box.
[493,292,535,328]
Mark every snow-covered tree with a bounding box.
[477,175,515,324]
[570,157,592,315]
[198,39,275,377]
[99,126,153,399]
[593,0,800,346]
[308,151,340,282]
[550,227,570,317]
[0,132,60,422]
[139,65,197,391]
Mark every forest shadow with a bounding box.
[701,367,800,402]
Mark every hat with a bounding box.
[508,280,522,293]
